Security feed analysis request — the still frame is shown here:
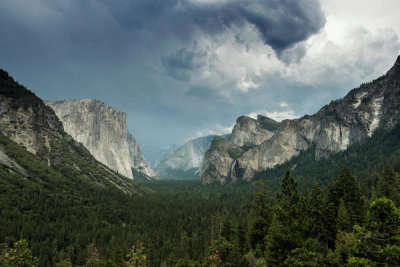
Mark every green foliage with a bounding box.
[280,169,299,206]
[377,163,400,205]
[249,181,273,249]
[257,116,281,132]
[305,184,330,243]
[241,142,257,153]
[126,243,147,267]
[350,198,400,266]
[2,162,400,266]
[174,258,201,267]
[265,170,304,266]
[337,199,352,232]
[1,120,400,266]
[327,231,357,266]
[0,70,42,109]
[227,147,244,159]
[0,166,255,267]
[284,238,325,267]
[324,108,343,122]
[328,168,365,226]
[244,249,266,267]
[1,239,37,267]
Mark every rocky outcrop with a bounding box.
[45,99,157,180]
[0,146,27,177]
[200,137,243,184]
[201,55,400,184]
[201,116,280,184]
[156,135,224,178]
[0,69,143,194]
[0,70,64,165]
[229,115,279,146]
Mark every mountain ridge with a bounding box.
[201,55,400,184]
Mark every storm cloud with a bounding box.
[0,0,399,155]
[101,0,325,51]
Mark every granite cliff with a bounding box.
[45,99,157,180]
[201,115,280,183]
[0,69,143,194]
[201,55,400,184]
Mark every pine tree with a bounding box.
[85,241,103,267]
[306,184,329,243]
[281,169,299,207]
[236,220,249,255]
[265,170,303,266]
[284,238,325,267]
[249,181,273,249]
[265,214,288,266]
[336,199,352,232]
[326,231,357,266]
[349,197,400,266]
[328,168,365,226]
[126,243,147,267]
[3,239,37,267]
[377,163,400,205]
[232,220,249,267]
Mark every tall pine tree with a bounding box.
[377,163,400,205]
[266,169,303,266]
[250,181,273,249]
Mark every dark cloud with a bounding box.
[162,45,206,81]
[239,0,325,51]
[100,0,325,52]
[279,43,308,64]
[183,0,325,51]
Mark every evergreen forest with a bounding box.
[1,123,400,266]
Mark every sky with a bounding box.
[0,0,400,156]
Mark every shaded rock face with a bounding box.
[201,137,242,184]
[45,99,157,180]
[156,134,229,178]
[0,70,64,165]
[201,55,400,184]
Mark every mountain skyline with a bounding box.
[0,0,400,156]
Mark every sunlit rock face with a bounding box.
[229,115,279,147]
[201,55,400,184]
[201,116,280,184]
[45,99,157,180]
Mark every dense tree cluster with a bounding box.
[1,123,400,266]
[205,167,400,266]
[3,164,399,266]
